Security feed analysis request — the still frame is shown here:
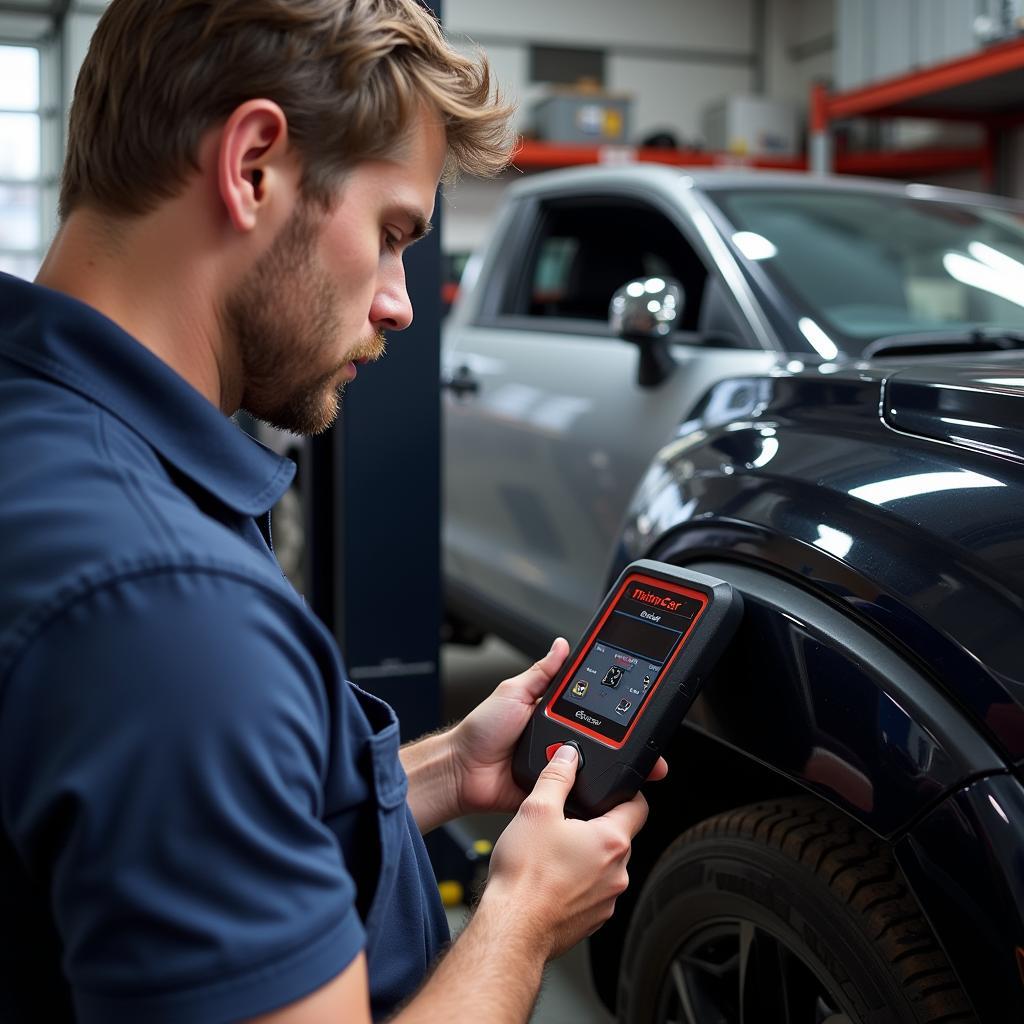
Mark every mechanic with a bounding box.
[0,1,668,1022]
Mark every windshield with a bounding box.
[712,187,1024,357]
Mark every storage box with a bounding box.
[702,96,799,157]
[532,89,632,145]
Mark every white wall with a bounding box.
[444,0,766,251]
[446,0,754,53]
[606,54,752,149]
[448,0,757,146]
[763,0,835,104]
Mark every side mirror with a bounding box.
[609,276,684,388]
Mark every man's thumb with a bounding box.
[532,743,579,803]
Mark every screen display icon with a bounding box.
[602,666,623,688]
[551,575,706,744]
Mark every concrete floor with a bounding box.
[442,637,615,1024]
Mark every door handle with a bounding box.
[441,365,480,397]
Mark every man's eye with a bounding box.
[383,231,401,254]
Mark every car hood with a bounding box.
[882,361,1024,464]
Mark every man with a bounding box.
[0,2,665,1021]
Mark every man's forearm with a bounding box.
[392,888,546,1024]
[399,728,462,834]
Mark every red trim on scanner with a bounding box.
[544,573,708,749]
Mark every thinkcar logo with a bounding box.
[575,709,603,727]
[632,587,682,612]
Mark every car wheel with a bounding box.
[617,797,976,1024]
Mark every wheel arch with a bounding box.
[587,553,1003,1013]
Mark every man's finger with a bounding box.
[507,637,570,702]
[646,756,669,782]
[599,791,649,839]
[529,742,579,806]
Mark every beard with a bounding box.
[222,201,386,436]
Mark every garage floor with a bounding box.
[442,638,615,1024]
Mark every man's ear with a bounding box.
[217,99,295,234]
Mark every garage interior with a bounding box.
[3,1,1024,1022]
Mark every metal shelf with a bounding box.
[810,37,1024,186]
[509,140,986,180]
[511,140,806,172]
[818,36,1024,121]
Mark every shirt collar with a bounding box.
[0,272,295,517]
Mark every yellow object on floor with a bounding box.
[438,880,464,907]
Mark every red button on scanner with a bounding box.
[545,741,584,768]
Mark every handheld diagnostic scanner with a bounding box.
[512,561,742,819]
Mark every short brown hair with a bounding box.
[60,0,515,218]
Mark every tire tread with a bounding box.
[663,797,976,1024]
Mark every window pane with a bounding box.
[0,113,40,178]
[0,252,40,280]
[0,184,40,250]
[0,47,39,111]
[717,189,1024,355]
[517,201,706,326]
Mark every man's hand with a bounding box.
[483,743,649,960]
[448,637,570,815]
[449,637,667,816]
[401,637,667,832]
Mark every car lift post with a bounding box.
[301,0,485,905]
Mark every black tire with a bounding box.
[617,797,977,1024]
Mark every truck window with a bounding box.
[504,198,708,329]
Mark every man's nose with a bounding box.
[370,275,413,332]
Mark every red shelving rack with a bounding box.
[810,35,1024,187]
[511,140,807,173]
[505,39,1024,185]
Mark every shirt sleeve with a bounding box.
[1,566,365,1024]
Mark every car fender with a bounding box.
[668,557,1003,837]
[612,371,1024,764]
[602,376,1023,836]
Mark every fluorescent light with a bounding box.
[851,470,1004,506]
[813,525,853,559]
[943,251,1024,307]
[940,417,997,430]
[798,317,840,360]
[968,241,1024,283]
[732,231,778,261]
[989,794,1010,825]
[749,436,779,469]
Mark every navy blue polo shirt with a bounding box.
[0,273,448,1023]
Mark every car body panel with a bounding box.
[885,363,1024,462]
[616,359,1024,760]
[895,772,1024,1022]
[678,560,1002,837]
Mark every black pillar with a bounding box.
[306,0,443,742]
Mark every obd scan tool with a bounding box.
[513,561,742,818]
